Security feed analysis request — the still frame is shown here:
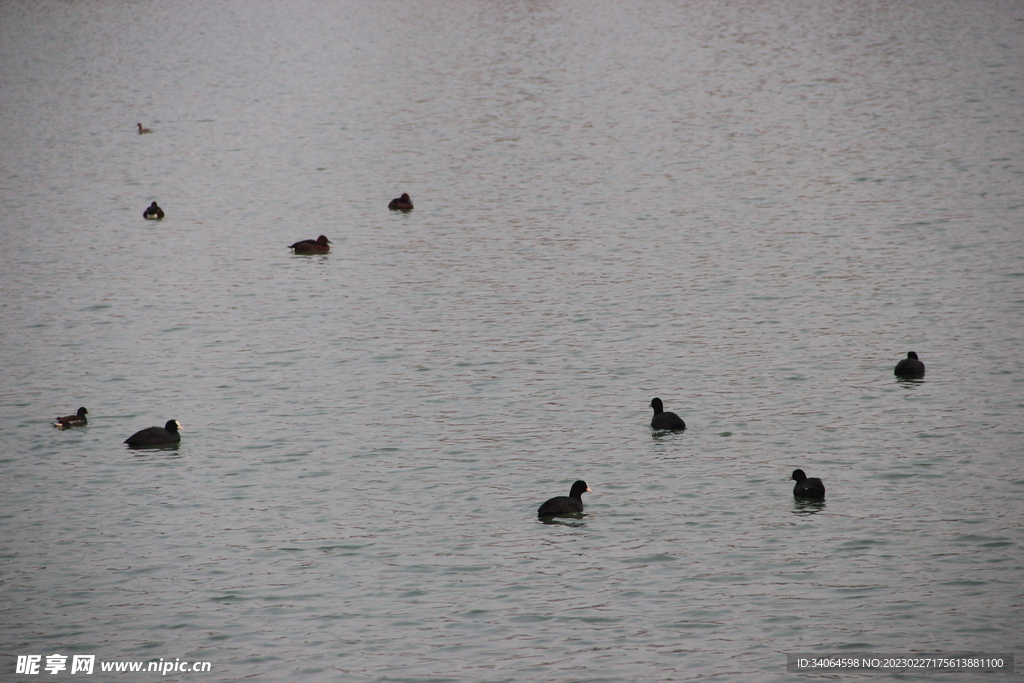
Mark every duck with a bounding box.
[54,407,88,429]
[649,397,686,430]
[388,193,413,211]
[124,420,181,448]
[143,201,164,220]
[894,351,925,379]
[136,123,152,134]
[289,235,331,253]
[537,480,592,517]
[790,469,825,499]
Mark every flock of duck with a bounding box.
[87,127,931,518]
[54,352,924,518]
[538,354,924,516]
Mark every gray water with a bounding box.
[2,1,1023,681]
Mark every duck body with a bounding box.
[538,480,592,517]
[54,406,89,429]
[125,420,181,448]
[649,397,686,430]
[290,235,331,253]
[388,193,413,211]
[790,469,825,499]
[137,123,152,134]
[894,351,925,379]
[143,202,164,219]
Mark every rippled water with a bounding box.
[2,0,1023,681]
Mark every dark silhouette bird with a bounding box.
[537,480,592,517]
[289,235,331,253]
[388,193,413,211]
[54,407,88,429]
[894,351,925,379]
[136,123,152,134]
[125,420,181,448]
[790,469,825,499]
[143,202,164,220]
[649,397,686,430]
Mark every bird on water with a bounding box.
[143,201,164,220]
[388,193,413,211]
[790,469,825,499]
[537,480,592,518]
[54,407,89,429]
[649,397,686,430]
[137,123,152,134]
[289,235,331,253]
[124,420,181,448]
[894,351,925,379]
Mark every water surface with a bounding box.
[1,1,1023,681]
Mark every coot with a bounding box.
[790,469,825,499]
[650,397,686,430]
[538,480,592,517]
[894,351,925,379]
[290,235,331,253]
[137,123,152,134]
[125,420,181,448]
[54,407,88,429]
[388,193,413,211]
[143,202,164,219]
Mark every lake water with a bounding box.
[1,0,1022,681]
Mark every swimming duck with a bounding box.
[143,202,164,220]
[54,407,89,429]
[538,480,592,517]
[790,469,825,499]
[649,397,686,430]
[137,123,152,134]
[125,420,181,448]
[388,193,413,211]
[289,235,331,253]
[894,351,925,379]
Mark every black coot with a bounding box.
[125,420,181,448]
[894,351,925,379]
[388,193,413,211]
[790,469,825,499]
[649,397,686,430]
[54,407,88,429]
[290,235,331,253]
[538,480,592,517]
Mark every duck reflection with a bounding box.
[792,498,826,515]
